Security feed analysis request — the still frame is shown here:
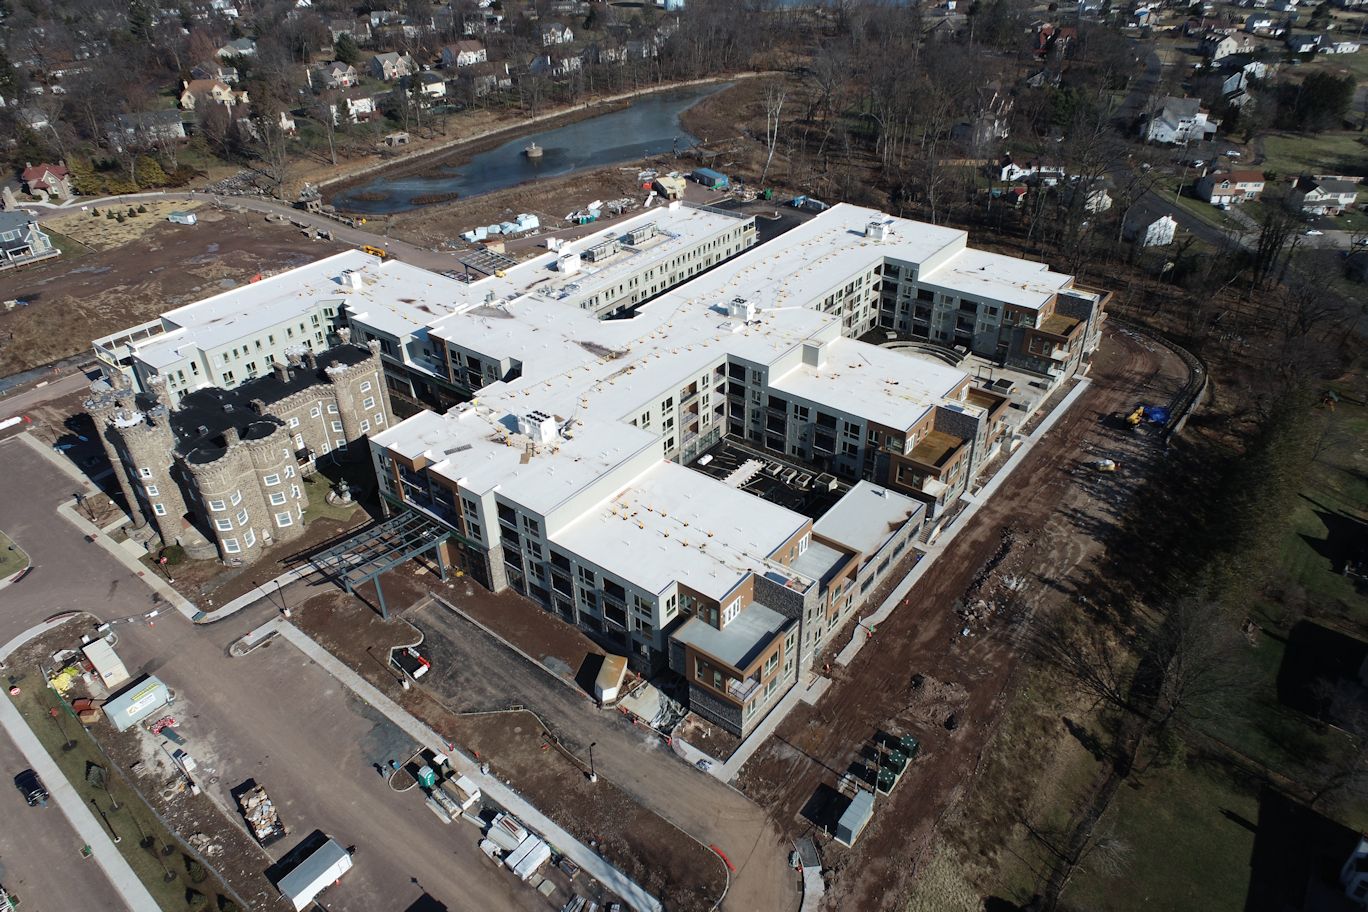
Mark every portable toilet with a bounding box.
[417,765,437,788]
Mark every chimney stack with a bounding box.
[274,361,290,382]
[223,427,240,445]
[304,350,318,369]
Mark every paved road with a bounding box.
[0,436,157,645]
[0,726,130,912]
[409,600,800,912]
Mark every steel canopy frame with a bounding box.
[310,510,451,619]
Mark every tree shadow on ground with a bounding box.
[1245,785,1359,912]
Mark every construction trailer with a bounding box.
[690,168,729,190]
[594,654,628,702]
[81,639,131,690]
[277,838,353,911]
[103,677,171,731]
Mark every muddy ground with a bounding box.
[0,209,348,376]
[735,329,1192,910]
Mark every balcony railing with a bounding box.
[728,676,761,702]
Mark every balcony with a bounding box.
[728,675,761,702]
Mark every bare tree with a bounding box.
[760,81,786,186]
[253,113,292,197]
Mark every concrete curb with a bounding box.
[0,620,162,912]
[0,536,31,594]
[268,620,665,912]
[191,566,310,624]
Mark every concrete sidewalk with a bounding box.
[0,624,161,912]
[268,619,665,912]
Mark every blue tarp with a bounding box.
[1142,406,1170,424]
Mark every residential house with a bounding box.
[108,111,186,147]
[464,11,505,34]
[18,107,50,130]
[1286,32,1324,51]
[1025,68,1061,88]
[1289,177,1359,215]
[1199,29,1259,57]
[1185,16,1234,35]
[590,37,626,64]
[332,88,377,124]
[371,52,415,81]
[20,162,72,200]
[459,61,512,97]
[952,81,1013,146]
[1196,169,1266,204]
[1034,25,1077,57]
[320,62,359,88]
[541,22,573,45]
[624,38,658,59]
[1244,13,1275,31]
[217,37,256,57]
[416,72,446,98]
[179,79,248,111]
[190,60,239,83]
[529,52,582,76]
[1144,97,1218,143]
[328,18,371,42]
[1124,213,1179,246]
[441,41,487,68]
[1330,39,1361,52]
[369,9,401,27]
[0,210,57,268]
[1064,179,1113,213]
[995,156,1066,185]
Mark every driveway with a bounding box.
[407,600,800,912]
[0,435,158,645]
[0,726,130,912]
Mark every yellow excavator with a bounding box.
[1125,404,1145,427]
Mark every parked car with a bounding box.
[1225,150,1240,157]
[14,770,48,807]
[1304,230,1324,236]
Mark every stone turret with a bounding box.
[324,340,391,462]
[85,387,148,530]
[117,404,187,547]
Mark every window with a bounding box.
[311,407,321,418]
[236,509,249,526]
[360,420,370,432]
[331,421,344,433]
[208,499,226,512]
[153,503,167,516]
[263,474,281,486]
[374,414,384,426]
[522,516,540,537]
[467,522,482,541]
[243,528,256,548]
[291,484,301,498]
[145,484,159,496]
[336,440,347,450]
[578,565,595,585]
[327,405,339,414]
[363,397,376,410]
[216,518,234,531]
[223,538,240,553]
[360,381,372,392]
[295,434,304,448]
[276,512,294,527]
[270,491,287,505]
[286,466,295,478]
[230,490,242,506]
[139,467,153,478]
[288,417,300,428]
[222,371,234,383]
[723,600,741,625]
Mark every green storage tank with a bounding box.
[884,750,908,774]
[900,735,921,760]
[877,767,897,793]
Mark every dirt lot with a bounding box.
[0,209,348,376]
[735,329,1192,910]
[384,163,669,252]
[291,581,730,912]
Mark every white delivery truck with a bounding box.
[277,838,353,911]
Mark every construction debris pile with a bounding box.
[238,784,288,846]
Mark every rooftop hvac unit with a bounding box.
[556,252,581,275]
[866,222,885,242]
[341,269,364,289]
[623,223,658,245]
[517,410,557,445]
[728,297,757,321]
[583,239,621,263]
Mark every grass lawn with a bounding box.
[301,461,370,524]
[1067,761,1260,912]
[41,228,96,264]
[0,529,31,579]
[1260,134,1368,181]
[7,677,233,912]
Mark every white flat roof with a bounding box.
[672,601,789,669]
[549,460,810,600]
[920,246,1076,310]
[812,481,923,560]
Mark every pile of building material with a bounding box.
[238,784,288,846]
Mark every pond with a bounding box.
[334,82,730,215]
